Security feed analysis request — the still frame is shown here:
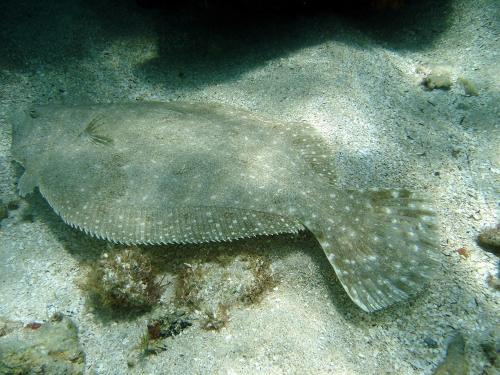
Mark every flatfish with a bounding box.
[11,101,439,312]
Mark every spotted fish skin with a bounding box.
[11,102,439,312]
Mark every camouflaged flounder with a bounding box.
[11,101,439,312]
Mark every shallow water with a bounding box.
[0,0,498,374]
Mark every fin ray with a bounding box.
[309,189,439,312]
[80,116,113,146]
[38,184,304,244]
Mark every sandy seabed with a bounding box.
[0,0,498,374]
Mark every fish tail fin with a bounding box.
[308,188,439,312]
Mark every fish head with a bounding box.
[11,107,60,167]
[11,105,85,196]
[11,105,94,167]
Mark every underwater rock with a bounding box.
[86,246,163,310]
[478,225,500,255]
[11,102,440,312]
[0,314,85,375]
[433,333,468,375]
[176,254,275,330]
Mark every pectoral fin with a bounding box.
[18,170,38,197]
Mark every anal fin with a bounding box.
[38,184,304,245]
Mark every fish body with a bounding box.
[11,101,439,312]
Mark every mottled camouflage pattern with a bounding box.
[11,102,439,312]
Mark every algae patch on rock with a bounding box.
[458,77,479,96]
[175,254,276,330]
[85,246,164,311]
[418,65,453,90]
[0,314,85,375]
